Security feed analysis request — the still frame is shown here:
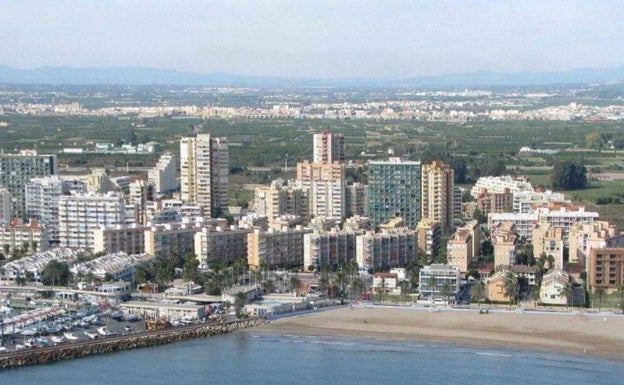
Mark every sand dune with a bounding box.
[255,306,624,361]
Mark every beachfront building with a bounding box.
[470,175,533,199]
[367,158,422,229]
[0,218,48,255]
[147,151,177,195]
[0,151,58,218]
[303,228,363,269]
[247,227,313,269]
[355,229,416,271]
[537,206,599,245]
[180,134,229,217]
[372,272,400,296]
[587,248,624,294]
[93,224,148,255]
[194,226,251,267]
[421,161,454,234]
[418,264,460,301]
[486,271,517,303]
[120,301,206,321]
[415,218,441,263]
[532,223,565,270]
[58,192,125,249]
[539,270,571,306]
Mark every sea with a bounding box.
[2,332,623,384]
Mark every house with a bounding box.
[540,270,571,306]
[486,271,517,303]
[372,272,399,295]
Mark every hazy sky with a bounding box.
[2,0,623,78]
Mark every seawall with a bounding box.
[0,318,267,369]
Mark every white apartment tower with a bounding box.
[313,132,345,164]
[58,192,125,249]
[297,160,345,220]
[180,134,229,218]
[26,176,70,245]
[148,151,177,195]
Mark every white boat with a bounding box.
[63,332,79,341]
[50,336,66,344]
[97,327,116,336]
[84,331,98,340]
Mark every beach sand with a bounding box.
[255,306,624,361]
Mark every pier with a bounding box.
[0,318,266,369]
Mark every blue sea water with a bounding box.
[2,332,623,385]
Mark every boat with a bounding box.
[50,336,66,344]
[63,332,79,341]
[110,310,124,321]
[125,314,140,322]
[97,327,116,336]
[84,331,98,340]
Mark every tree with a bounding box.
[2,244,9,256]
[30,241,38,253]
[182,253,199,282]
[473,208,487,224]
[234,291,247,318]
[560,282,574,310]
[594,288,606,311]
[41,260,71,287]
[617,285,624,312]
[350,278,366,301]
[439,281,453,307]
[551,160,588,190]
[289,275,301,295]
[502,271,518,308]
[399,280,411,302]
[261,279,275,295]
[427,275,438,300]
[529,287,541,309]
[470,280,487,308]
[376,277,386,303]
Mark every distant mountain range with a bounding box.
[0,65,623,88]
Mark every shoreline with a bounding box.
[254,306,624,362]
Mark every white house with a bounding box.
[539,270,571,306]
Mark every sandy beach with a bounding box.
[255,306,624,361]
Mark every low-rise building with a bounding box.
[93,224,148,255]
[418,264,460,300]
[372,272,399,295]
[120,301,206,321]
[0,218,48,254]
[539,270,571,306]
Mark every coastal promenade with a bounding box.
[0,317,266,369]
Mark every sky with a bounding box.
[1,0,623,78]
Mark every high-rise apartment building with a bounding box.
[58,192,125,249]
[313,132,345,164]
[254,179,309,219]
[26,176,71,245]
[0,188,12,222]
[180,134,229,217]
[148,151,177,195]
[0,151,57,218]
[367,158,421,229]
[297,160,345,220]
[421,161,454,234]
[345,182,367,218]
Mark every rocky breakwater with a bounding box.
[0,318,267,369]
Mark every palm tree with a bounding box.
[350,278,366,301]
[376,277,387,303]
[502,271,518,308]
[399,279,410,302]
[470,280,487,308]
[560,282,574,310]
[439,281,453,307]
[261,279,275,295]
[234,291,247,318]
[594,287,606,311]
[546,254,555,270]
[335,271,347,297]
[529,287,541,309]
[427,275,438,300]
[289,275,301,295]
[617,285,624,312]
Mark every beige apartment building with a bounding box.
[421,161,454,234]
[247,227,313,268]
